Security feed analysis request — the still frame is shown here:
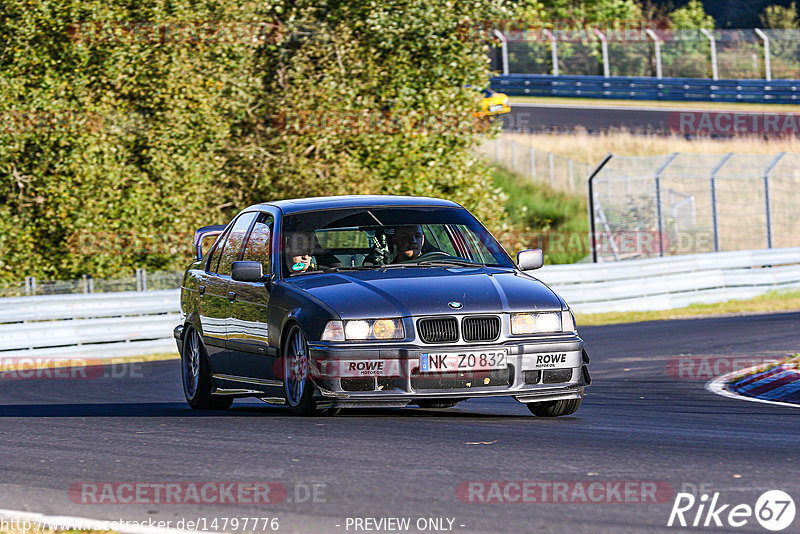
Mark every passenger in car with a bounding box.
[285,231,343,273]
[286,232,316,273]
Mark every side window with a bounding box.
[217,212,258,276]
[241,213,274,274]
[205,228,230,273]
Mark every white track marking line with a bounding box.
[705,364,800,409]
[0,508,196,534]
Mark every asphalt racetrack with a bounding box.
[501,102,692,134]
[1,312,799,534]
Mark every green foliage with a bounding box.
[490,164,588,264]
[0,0,517,282]
[670,0,716,30]
[760,2,800,29]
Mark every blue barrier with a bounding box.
[491,74,800,104]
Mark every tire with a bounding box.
[181,326,233,410]
[526,397,581,417]
[283,324,328,416]
[415,400,462,409]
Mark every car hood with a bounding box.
[286,267,563,319]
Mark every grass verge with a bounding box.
[576,289,800,326]
[491,163,588,264]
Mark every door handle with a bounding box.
[198,285,205,296]
[228,291,236,301]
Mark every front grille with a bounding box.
[462,316,500,342]
[542,368,573,384]
[417,317,458,343]
[411,366,513,390]
[341,377,375,391]
[523,370,542,384]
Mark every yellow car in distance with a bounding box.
[476,88,510,117]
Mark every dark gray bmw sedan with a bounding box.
[175,195,590,416]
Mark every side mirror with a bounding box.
[517,249,544,271]
[231,261,265,282]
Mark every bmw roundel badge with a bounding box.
[448,301,463,309]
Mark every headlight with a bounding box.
[321,319,404,341]
[510,312,561,335]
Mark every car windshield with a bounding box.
[280,206,515,276]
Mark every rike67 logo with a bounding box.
[668,490,796,531]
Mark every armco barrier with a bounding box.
[534,247,800,314]
[0,290,180,359]
[2,248,799,359]
[491,74,800,104]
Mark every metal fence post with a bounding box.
[543,29,559,76]
[568,159,575,190]
[548,152,555,187]
[754,28,772,82]
[710,153,733,252]
[491,29,509,75]
[654,153,679,257]
[593,29,610,78]
[645,29,662,79]
[25,276,36,296]
[530,147,536,181]
[763,152,786,249]
[587,153,614,263]
[700,29,719,81]
[511,140,518,171]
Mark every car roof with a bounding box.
[252,195,462,215]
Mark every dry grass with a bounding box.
[577,289,800,326]
[503,131,800,166]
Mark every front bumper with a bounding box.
[307,336,590,408]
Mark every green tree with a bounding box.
[0,0,519,283]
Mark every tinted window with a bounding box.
[217,212,258,276]
[241,213,274,274]
[280,207,515,275]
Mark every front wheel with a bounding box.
[283,325,328,416]
[526,397,581,417]
[181,326,232,410]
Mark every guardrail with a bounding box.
[0,290,180,359]
[491,74,800,103]
[535,247,800,314]
[2,248,798,359]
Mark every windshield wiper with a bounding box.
[415,259,483,268]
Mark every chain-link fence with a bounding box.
[0,270,183,298]
[591,152,800,261]
[496,29,800,80]
[479,135,590,192]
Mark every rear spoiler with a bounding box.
[192,224,227,261]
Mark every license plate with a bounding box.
[488,104,503,112]
[420,351,507,373]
